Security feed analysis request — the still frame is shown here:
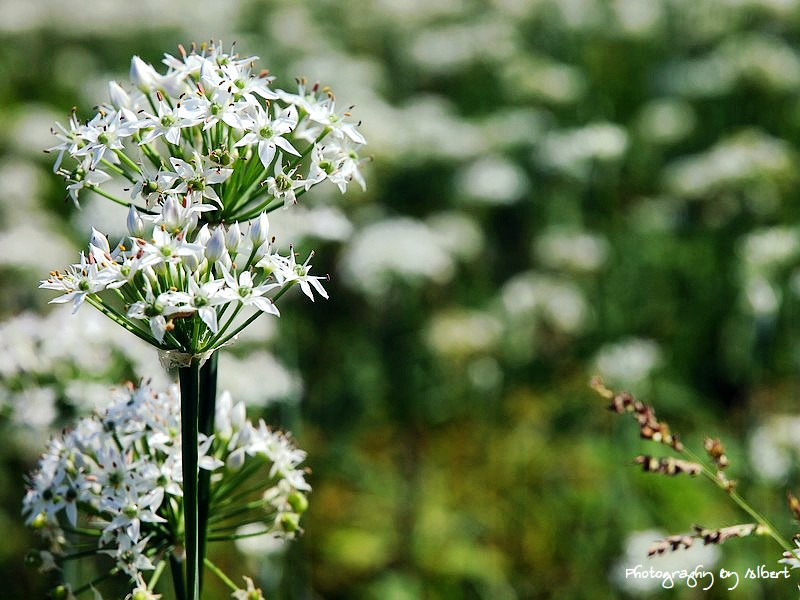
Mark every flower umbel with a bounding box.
[23,382,309,596]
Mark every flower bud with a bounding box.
[226,447,246,471]
[231,401,246,431]
[108,81,132,110]
[24,550,42,568]
[51,585,70,600]
[196,224,211,245]
[205,226,226,263]
[226,222,242,253]
[127,205,145,237]
[279,512,300,533]
[287,491,308,514]
[89,228,110,255]
[31,512,48,529]
[130,56,160,92]
[249,213,270,246]
[161,197,181,232]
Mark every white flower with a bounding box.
[219,266,281,315]
[47,112,84,173]
[24,383,311,582]
[130,56,161,92]
[62,156,112,207]
[236,104,300,168]
[125,573,162,600]
[138,100,194,146]
[40,251,115,312]
[306,97,366,144]
[126,279,185,343]
[81,109,139,168]
[269,249,329,301]
[232,576,265,600]
[164,275,228,333]
[264,156,305,208]
[168,152,232,206]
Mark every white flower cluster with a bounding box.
[48,41,367,217]
[40,212,327,350]
[23,382,309,584]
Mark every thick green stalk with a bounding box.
[179,359,201,600]
[197,352,219,594]
[170,554,187,600]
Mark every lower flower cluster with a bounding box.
[23,382,309,597]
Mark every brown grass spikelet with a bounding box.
[634,455,702,476]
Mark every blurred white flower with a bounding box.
[409,19,515,73]
[9,387,57,429]
[480,109,549,150]
[662,32,800,97]
[0,221,75,270]
[425,309,502,358]
[369,96,483,162]
[467,356,503,391]
[235,523,287,557]
[593,338,662,386]
[501,272,589,334]
[613,0,665,37]
[627,197,686,233]
[635,99,695,145]
[340,217,455,298]
[744,277,780,316]
[218,351,301,407]
[721,33,800,92]
[749,415,800,481]
[10,105,61,156]
[0,305,169,404]
[663,130,796,200]
[549,0,605,30]
[268,205,354,244]
[455,155,529,206]
[426,212,485,262]
[536,122,628,179]
[0,0,237,34]
[611,529,720,594]
[534,229,610,273]
[740,226,800,271]
[502,55,586,105]
[373,0,467,23]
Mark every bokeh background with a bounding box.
[3,0,800,598]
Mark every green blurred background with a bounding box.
[3,0,800,598]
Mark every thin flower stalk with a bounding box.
[592,377,794,556]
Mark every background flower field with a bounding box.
[3,0,800,598]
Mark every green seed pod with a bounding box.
[287,491,308,514]
[24,550,43,568]
[51,585,69,600]
[280,512,300,533]
[31,512,48,529]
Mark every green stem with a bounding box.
[197,353,219,595]
[213,286,292,349]
[85,296,162,348]
[71,568,119,595]
[101,158,137,183]
[207,498,267,524]
[207,527,273,542]
[88,185,143,211]
[179,359,201,600]
[114,149,143,175]
[203,558,239,592]
[170,554,187,600]
[683,447,793,553]
[149,559,167,591]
